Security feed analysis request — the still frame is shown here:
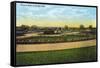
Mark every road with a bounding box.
[16,39,96,52]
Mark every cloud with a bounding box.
[16,3,96,26]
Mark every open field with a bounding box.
[16,39,96,52]
[16,46,97,65]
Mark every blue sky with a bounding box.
[16,3,96,27]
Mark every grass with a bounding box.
[16,46,97,65]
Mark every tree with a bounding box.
[80,25,85,30]
[31,25,38,30]
[89,25,93,30]
[31,25,37,28]
[21,25,29,29]
[64,25,68,30]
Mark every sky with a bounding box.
[16,3,96,27]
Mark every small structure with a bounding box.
[43,29,62,34]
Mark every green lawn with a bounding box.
[16,46,97,65]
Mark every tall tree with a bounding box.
[64,25,68,30]
[89,25,93,30]
[80,25,85,30]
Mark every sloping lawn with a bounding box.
[16,46,97,65]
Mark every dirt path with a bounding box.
[16,39,96,52]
